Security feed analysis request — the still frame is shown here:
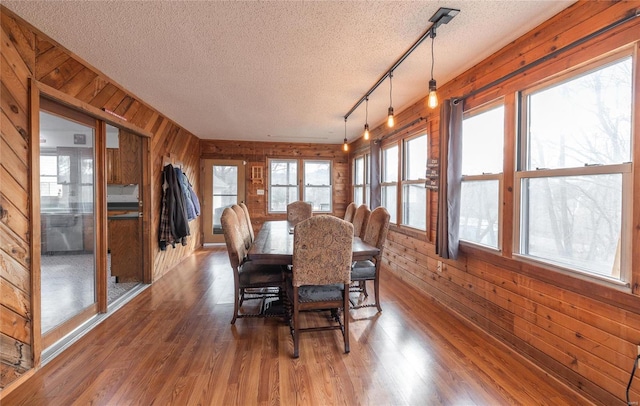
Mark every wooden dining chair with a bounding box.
[343,202,357,223]
[287,215,353,358]
[239,202,254,243]
[221,207,283,324]
[232,204,251,249]
[351,206,390,312]
[352,204,371,238]
[286,201,312,225]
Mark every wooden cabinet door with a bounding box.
[106,148,121,184]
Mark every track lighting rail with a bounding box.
[343,7,459,121]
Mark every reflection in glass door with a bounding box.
[203,160,245,243]
[39,109,97,344]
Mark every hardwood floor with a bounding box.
[3,246,591,405]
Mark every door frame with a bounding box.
[201,159,246,244]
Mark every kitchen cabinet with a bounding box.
[106,148,121,184]
[107,216,142,282]
[106,131,141,185]
[83,214,94,252]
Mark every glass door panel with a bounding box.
[203,159,245,243]
[39,110,97,341]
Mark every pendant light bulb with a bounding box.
[387,72,395,127]
[363,96,370,140]
[428,79,438,109]
[343,118,349,152]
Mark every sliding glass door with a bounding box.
[39,106,98,347]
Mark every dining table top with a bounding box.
[247,220,380,265]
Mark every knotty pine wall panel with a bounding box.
[354,2,640,404]
[201,139,349,229]
[0,8,34,389]
[0,6,202,390]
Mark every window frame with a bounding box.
[459,100,505,250]
[380,143,399,224]
[267,158,299,213]
[267,157,334,214]
[302,159,333,213]
[353,154,370,206]
[514,50,634,286]
[401,133,428,231]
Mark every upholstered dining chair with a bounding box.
[352,204,371,238]
[286,201,312,225]
[287,215,353,358]
[343,202,357,223]
[221,207,283,324]
[350,206,390,312]
[232,204,251,249]
[239,202,254,243]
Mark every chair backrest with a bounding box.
[221,207,246,269]
[344,202,357,223]
[287,201,312,225]
[292,215,353,287]
[352,205,371,238]
[362,206,390,252]
[232,204,251,249]
[239,202,254,242]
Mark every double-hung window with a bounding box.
[268,158,333,213]
[401,134,427,230]
[459,103,504,248]
[353,154,369,206]
[516,52,633,283]
[381,144,399,223]
[269,159,298,212]
[303,160,332,212]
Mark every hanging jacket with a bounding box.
[159,164,190,249]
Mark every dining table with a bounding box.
[247,220,380,265]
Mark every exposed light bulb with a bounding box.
[387,106,395,127]
[343,138,349,152]
[428,79,438,109]
[363,124,370,140]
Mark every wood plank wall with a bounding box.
[200,139,349,231]
[349,2,640,405]
[0,6,202,390]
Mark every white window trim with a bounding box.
[268,158,299,213]
[401,134,428,231]
[381,143,399,224]
[514,49,634,286]
[459,100,505,250]
[303,159,333,213]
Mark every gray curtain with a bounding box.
[435,99,463,259]
[370,138,381,209]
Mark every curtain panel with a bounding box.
[435,99,463,259]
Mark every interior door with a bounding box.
[202,159,246,243]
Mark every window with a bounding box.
[353,154,369,206]
[303,160,332,212]
[269,158,333,212]
[40,154,63,197]
[381,144,398,223]
[269,159,298,212]
[459,103,504,248]
[516,53,632,283]
[402,134,427,230]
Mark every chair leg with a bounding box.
[343,285,350,354]
[239,287,245,306]
[374,276,382,312]
[293,287,300,358]
[359,280,368,297]
[231,288,239,324]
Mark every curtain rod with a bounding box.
[456,7,640,104]
[374,116,426,144]
[344,7,459,120]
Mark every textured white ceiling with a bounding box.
[4,1,575,144]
